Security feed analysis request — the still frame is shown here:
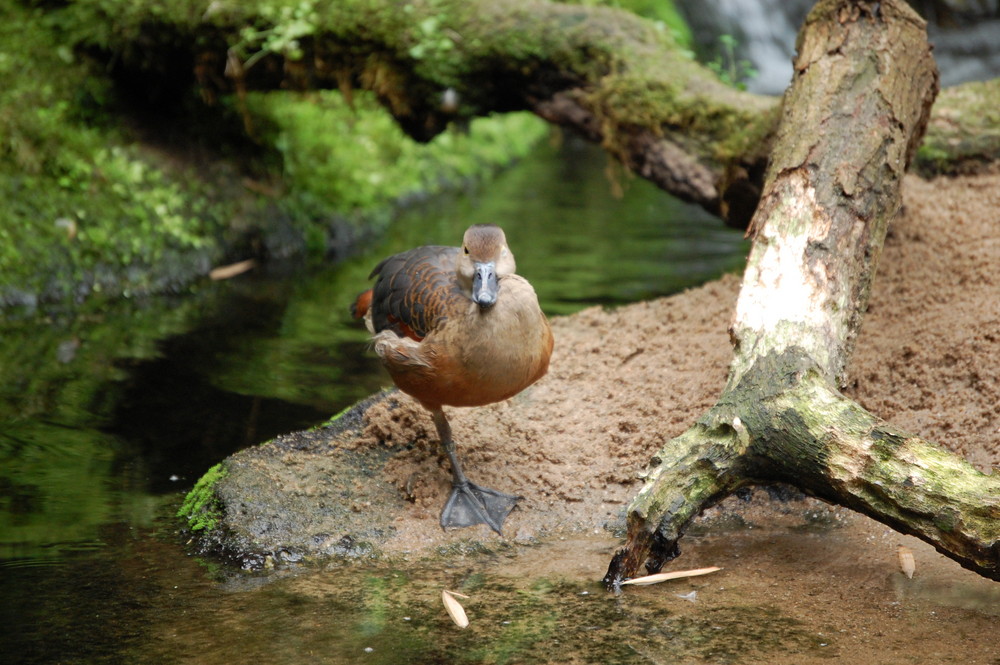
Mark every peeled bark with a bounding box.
[605,0,1000,588]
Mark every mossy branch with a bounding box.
[47,0,1000,228]
[606,370,1000,586]
[54,0,775,226]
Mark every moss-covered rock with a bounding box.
[916,79,1000,175]
[177,462,229,533]
[0,1,226,305]
[178,392,410,568]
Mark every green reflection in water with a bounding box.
[0,137,748,561]
[176,137,749,418]
[339,137,749,318]
[0,296,211,561]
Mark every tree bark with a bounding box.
[604,0,1000,588]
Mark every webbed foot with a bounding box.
[440,481,522,535]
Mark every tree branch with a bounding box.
[60,0,1000,227]
[64,0,777,225]
[605,0,1000,588]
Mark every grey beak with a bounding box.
[472,261,498,308]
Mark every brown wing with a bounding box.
[368,245,464,340]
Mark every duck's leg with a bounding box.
[432,409,521,535]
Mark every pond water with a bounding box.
[1,136,753,663]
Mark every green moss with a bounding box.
[323,403,356,427]
[0,0,233,305]
[177,463,229,532]
[252,90,547,223]
[557,0,693,49]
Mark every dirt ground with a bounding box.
[356,171,1000,549]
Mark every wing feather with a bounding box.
[369,245,463,339]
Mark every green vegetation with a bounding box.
[0,0,548,307]
[916,79,1000,175]
[177,463,229,532]
[0,0,228,305]
[706,34,758,91]
[253,91,547,241]
[559,0,693,49]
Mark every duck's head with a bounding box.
[457,224,516,309]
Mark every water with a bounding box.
[678,0,1000,94]
[0,136,751,663]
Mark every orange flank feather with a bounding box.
[350,289,372,320]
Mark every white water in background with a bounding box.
[677,0,1000,94]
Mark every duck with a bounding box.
[352,224,553,534]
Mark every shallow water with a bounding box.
[8,508,1000,664]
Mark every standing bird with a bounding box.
[352,224,553,534]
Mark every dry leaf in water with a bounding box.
[442,590,470,628]
[897,545,915,579]
[209,259,256,281]
[620,566,722,586]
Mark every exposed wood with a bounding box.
[605,0,1000,588]
[619,566,722,586]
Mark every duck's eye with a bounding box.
[464,246,469,254]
